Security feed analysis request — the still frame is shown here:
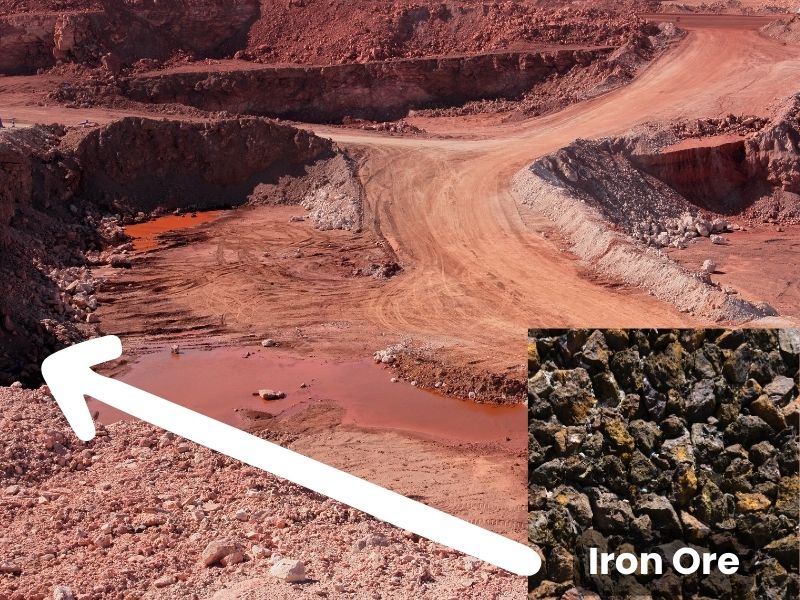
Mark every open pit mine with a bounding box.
[0,0,799,598]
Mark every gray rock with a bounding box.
[53,587,76,600]
[764,375,796,404]
[686,378,717,422]
[725,415,772,445]
[581,330,609,369]
[590,490,634,533]
[778,329,800,355]
[642,377,667,421]
[637,495,682,533]
[269,558,306,582]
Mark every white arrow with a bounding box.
[41,335,540,576]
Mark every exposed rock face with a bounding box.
[0,0,258,74]
[72,117,335,211]
[633,96,799,216]
[512,95,800,320]
[633,139,749,210]
[528,328,800,599]
[0,117,359,385]
[121,48,611,123]
[0,13,62,74]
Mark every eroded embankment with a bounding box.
[0,0,257,75]
[512,95,800,322]
[116,48,609,122]
[0,117,360,384]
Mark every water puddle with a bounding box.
[124,211,225,251]
[90,346,525,449]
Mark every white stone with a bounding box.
[269,558,306,582]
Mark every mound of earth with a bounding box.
[761,14,800,43]
[0,0,258,74]
[0,385,522,599]
[527,328,800,599]
[0,117,361,385]
[512,94,800,321]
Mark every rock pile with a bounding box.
[0,385,522,599]
[631,213,732,249]
[528,328,799,600]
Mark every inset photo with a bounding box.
[527,329,799,600]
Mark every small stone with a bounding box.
[258,389,286,400]
[735,492,771,512]
[680,511,710,541]
[638,495,682,532]
[701,259,716,274]
[270,558,306,582]
[53,586,76,600]
[561,588,601,600]
[221,551,245,566]
[200,539,238,567]
[235,509,249,522]
[764,375,796,403]
[135,512,167,528]
[749,395,786,431]
[0,563,21,575]
[154,574,177,588]
[711,218,728,233]
[710,234,727,245]
[686,378,717,422]
[778,329,800,355]
[109,254,131,268]
[261,339,277,347]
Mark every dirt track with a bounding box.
[316,20,800,369]
[85,21,800,377]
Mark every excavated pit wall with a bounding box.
[122,48,609,122]
[0,117,359,385]
[633,140,750,211]
[0,0,257,74]
[70,117,338,211]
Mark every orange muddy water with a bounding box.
[90,347,526,450]
[124,211,224,251]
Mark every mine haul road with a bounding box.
[2,17,797,376]
[315,16,800,371]
[76,15,800,380]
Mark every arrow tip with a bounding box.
[41,335,124,442]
